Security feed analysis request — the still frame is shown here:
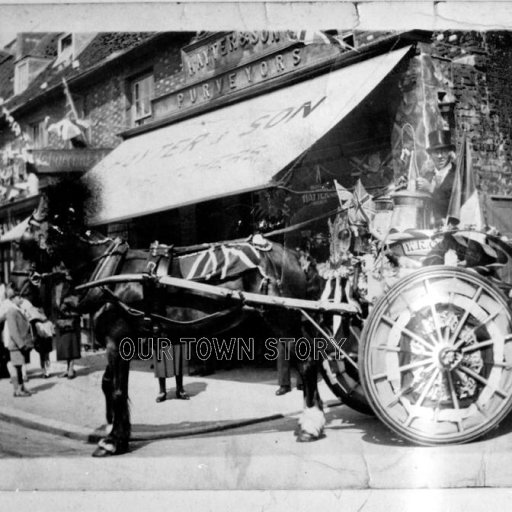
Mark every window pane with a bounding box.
[132,74,153,122]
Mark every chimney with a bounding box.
[15,33,49,61]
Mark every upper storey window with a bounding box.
[131,73,154,126]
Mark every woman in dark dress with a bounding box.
[153,339,190,403]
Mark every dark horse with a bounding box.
[19,198,329,456]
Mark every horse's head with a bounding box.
[20,178,95,274]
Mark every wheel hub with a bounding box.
[437,345,463,371]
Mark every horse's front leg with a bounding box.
[101,363,114,434]
[93,331,131,457]
[296,352,326,442]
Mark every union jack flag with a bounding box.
[178,243,262,282]
[350,180,375,225]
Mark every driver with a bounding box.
[416,129,457,222]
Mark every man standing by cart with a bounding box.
[416,129,457,222]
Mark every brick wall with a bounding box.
[154,45,186,98]
[431,31,512,195]
[85,77,126,148]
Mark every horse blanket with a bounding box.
[178,242,264,282]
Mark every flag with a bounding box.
[406,151,420,192]
[178,243,261,281]
[47,118,82,141]
[446,133,484,229]
[334,180,353,209]
[350,180,375,224]
[296,31,336,45]
[47,78,89,145]
[296,30,358,51]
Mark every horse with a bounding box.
[19,197,331,456]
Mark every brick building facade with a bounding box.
[391,31,512,197]
[1,30,512,282]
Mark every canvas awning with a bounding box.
[0,217,30,243]
[85,46,412,225]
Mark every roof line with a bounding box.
[8,32,170,115]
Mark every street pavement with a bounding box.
[0,349,314,442]
[2,348,512,496]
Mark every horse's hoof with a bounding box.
[297,432,320,443]
[92,446,114,457]
[92,438,129,457]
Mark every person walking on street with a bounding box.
[276,338,303,396]
[19,296,54,378]
[3,287,33,397]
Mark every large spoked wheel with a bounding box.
[359,266,512,445]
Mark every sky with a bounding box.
[0,30,17,48]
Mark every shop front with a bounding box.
[85,43,414,248]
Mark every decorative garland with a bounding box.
[0,97,32,159]
[0,97,36,202]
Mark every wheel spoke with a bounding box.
[446,371,460,410]
[415,367,441,407]
[402,367,440,428]
[448,286,484,346]
[401,326,435,352]
[458,365,509,399]
[382,314,435,352]
[384,385,414,408]
[373,345,431,356]
[454,306,504,351]
[446,370,464,431]
[460,339,494,353]
[424,279,443,343]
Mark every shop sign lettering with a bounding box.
[401,238,435,255]
[301,190,337,205]
[114,95,327,171]
[183,31,301,81]
[154,48,303,118]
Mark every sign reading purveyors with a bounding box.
[153,31,340,119]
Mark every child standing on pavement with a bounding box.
[20,298,54,379]
[3,287,33,397]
